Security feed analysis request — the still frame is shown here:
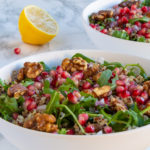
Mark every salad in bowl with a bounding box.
[89,0,150,42]
[1,52,150,136]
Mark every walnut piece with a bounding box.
[91,10,113,21]
[93,86,111,97]
[7,84,27,99]
[23,113,58,133]
[110,96,127,111]
[93,72,102,81]
[61,57,88,73]
[17,62,43,80]
[82,89,97,97]
[143,81,150,96]
[84,63,101,79]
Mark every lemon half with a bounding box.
[19,5,58,45]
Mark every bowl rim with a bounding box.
[82,0,150,45]
[1,49,150,138]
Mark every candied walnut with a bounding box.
[82,89,96,97]
[143,81,150,96]
[93,86,111,97]
[61,57,88,73]
[118,0,140,8]
[84,63,100,79]
[17,62,43,80]
[93,115,108,132]
[91,10,113,21]
[23,113,58,133]
[7,84,27,99]
[110,96,127,111]
[17,68,24,81]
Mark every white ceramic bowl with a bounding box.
[1,50,150,150]
[82,0,150,58]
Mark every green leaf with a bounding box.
[111,74,118,90]
[112,30,129,40]
[137,36,146,42]
[43,80,54,94]
[5,97,18,112]
[142,0,150,6]
[129,17,150,24]
[21,78,34,87]
[105,17,115,22]
[72,53,95,63]
[46,91,60,114]
[103,61,123,70]
[58,128,67,134]
[98,69,112,87]
[124,64,147,79]
[0,79,9,91]
[40,61,50,72]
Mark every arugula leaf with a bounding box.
[58,128,67,134]
[45,91,60,114]
[143,0,150,6]
[137,36,146,42]
[40,61,50,72]
[21,78,34,87]
[98,69,112,87]
[112,30,129,40]
[72,53,95,63]
[43,80,54,94]
[124,64,147,79]
[0,79,9,91]
[103,61,123,70]
[105,18,115,22]
[129,17,150,24]
[111,74,118,90]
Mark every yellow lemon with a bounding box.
[18,5,58,45]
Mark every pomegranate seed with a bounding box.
[129,10,136,16]
[43,94,50,99]
[50,70,56,77]
[28,90,35,96]
[27,101,37,111]
[114,68,120,74]
[104,97,109,104]
[124,7,130,14]
[27,85,35,90]
[100,29,108,34]
[34,82,43,90]
[141,6,148,13]
[51,74,58,87]
[125,27,132,35]
[90,24,96,29]
[34,76,42,82]
[14,48,21,55]
[132,89,141,97]
[141,91,148,100]
[119,75,126,80]
[72,71,84,80]
[73,90,81,99]
[104,126,112,134]
[145,33,150,39]
[41,71,49,78]
[116,86,125,93]
[57,78,66,85]
[12,113,19,120]
[119,91,130,98]
[129,84,136,92]
[136,96,145,105]
[25,98,34,107]
[85,125,95,133]
[121,16,128,23]
[134,21,141,27]
[120,8,125,15]
[82,82,91,89]
[56,66,63,74]
[71,77,79,87]
[116,80,125,86]
[138,28,147,35]
[131,4,136,10]
[67,129,75,135]
[61,71,70,79]
[78,113,89,126]
[67,93,78,104]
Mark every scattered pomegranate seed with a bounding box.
[73,90,81,99]
[85,125,95,133]
[104,97,109,104]
[12,113,19,120]
[90,24,96,29]
[141,6,148,13]
[25,98,34,107]
[145,33,150,39]
[124,7,130,14]
[67,92,78,104]
[27,101,37,111]
[82,81,91,89]
[78,113,89,126]
[119,91,130,98]
[50,70,56,77]
[61,71,70,79]
[138,28,147,35]
[28,89,35,96]
[114,68,120,74]
[14,48,21,55]
[141,91,148,100]
[41,71,49,78]
[125,27,132,35]
[134,21,141,27]
[131,4,136,10]
[27,85,35,90]
[56,66,63,74]
[67,129,75,135]
[43,94,50,99]
[132,89,141,97]
[51,74,58,88]
[136,96,145,105]
[104,126,112,134]
[34,82,43,90]
[116,86,125,93]
[121,16,128,23]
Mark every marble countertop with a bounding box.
[0,0,95,149]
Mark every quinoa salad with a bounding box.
[89,0,150,43]
[1,53,150,135]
